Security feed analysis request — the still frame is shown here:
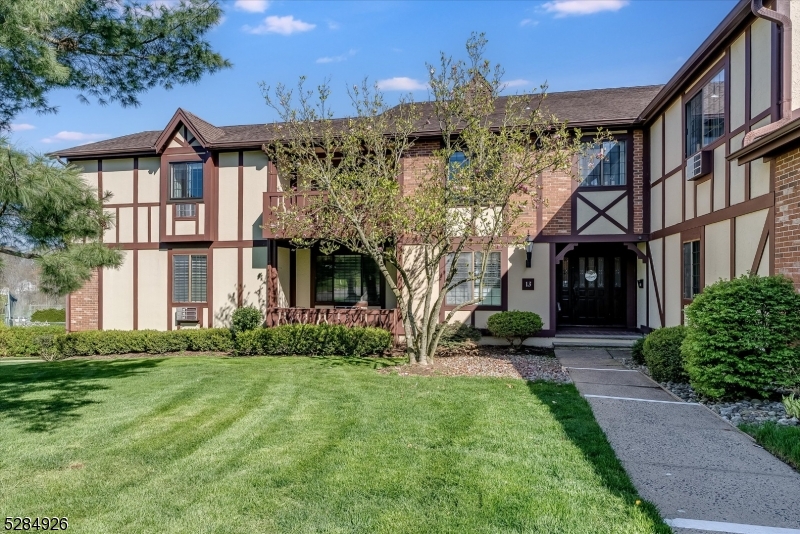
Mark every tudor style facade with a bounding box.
[53,0,800,339]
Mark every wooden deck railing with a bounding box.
[262,191,324,239]
[265,307,402,337]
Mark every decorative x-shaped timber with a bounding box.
[576,192,628,234]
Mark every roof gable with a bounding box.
[154,108,224,153]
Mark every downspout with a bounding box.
[744,0,792,145]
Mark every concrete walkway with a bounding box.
[556,348,800,534]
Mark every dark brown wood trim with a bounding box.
[646,241,664,328]
[289,248,296,308]
[661,117,666,231]
[238,246,244,308]
[625,243,647,262]
[549,243,557,332]
[133,249,138,330]
[575,191,628,234]
[729,217,736,280]
[651,192,773,240]
[554,243,577,264]
[103,202,160,208]
[662,236,666,325]
[534,234,648,244]
[238,151,244,242]
[133,158,139,244]
[750,207,772,273]
[97,158,103,327]
[115,207,120,244]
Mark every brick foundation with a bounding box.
[68,269,99,331]
[774,147,800,289]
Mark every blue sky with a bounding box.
[9,0,738,152]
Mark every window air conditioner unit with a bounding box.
[685,150,713,181]
[175,307,198,322]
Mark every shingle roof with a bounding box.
[50,85,664,159]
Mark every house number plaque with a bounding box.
[585,270,597,282]
[522,278,534,290]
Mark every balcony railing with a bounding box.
[262,191,324,239]
[265,307,402,337]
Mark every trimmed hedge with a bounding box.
[683,274,800,398]
[643,326,688,383]
[0,326,65,357]
[235,324,392,357]
[487,311,543,348]
[31,308,66,322]
[58,329,234,357]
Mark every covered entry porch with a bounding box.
[552,242,645,331]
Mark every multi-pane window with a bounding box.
[173,254,207,303]
[175,203,197,218]
[444,251,502,306]
[171,162,203,199]
[579,140,627,186]
[315,254,381,306]
[686,70,725,157]
[682,241,701,300]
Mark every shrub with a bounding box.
[783,393,800,419]
[0,326,66,357]
[235,324,392,357]
[57,329,234,357]
[631,336,646,365]
[437,323,482,348]
[683,274,800,399]
[231,306,263,337]
[31,308,66,322]
[642,326,688,383]
[486,311,543,349]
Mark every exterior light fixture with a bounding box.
[525,233,534,268]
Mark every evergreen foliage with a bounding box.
[234,325,393,357]
[0,0,229,130]
[231,306,263,337]
[683,274,800,398]
[642,326,687,383]
[30,308,65,322]
[486,311,543,349]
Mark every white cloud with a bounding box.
[41,131,109,144]
[327,20,340,30]
[520,18,539,26]
[377,77,428,91]
[316,49,357,64]
[10,123,35,132]
[234,0,269,13]
[503,79,531,88]
[542,0,628,17]
[244,15,315,35]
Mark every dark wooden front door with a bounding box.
[557,247,628,326]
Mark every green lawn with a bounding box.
[741,422,800,470]
[0,356,667,533]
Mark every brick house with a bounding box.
[52,0,800,339]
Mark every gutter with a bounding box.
[743,0,792,146]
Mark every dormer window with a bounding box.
[170,162,203,199]
[685,70,725,157]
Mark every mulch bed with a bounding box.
[381,345,570,382]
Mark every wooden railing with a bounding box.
[262,191,324,239]
[265,307,402,337]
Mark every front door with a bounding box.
[557,247,628,326]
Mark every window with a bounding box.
[173,254,207,303]
[686,70,725,157]
[682,241,701,300]
[579,140,627,186]
[444,251,502,306]
[315,254,381,306]
[448,151,469,179]
[171,162,203,200]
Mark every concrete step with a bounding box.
[553,337,638,348]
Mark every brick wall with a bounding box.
[401,139,441,195]
[774,147,800,289]
[68,269,99,331]
[633,129,644,234]
[541,167,574,235]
